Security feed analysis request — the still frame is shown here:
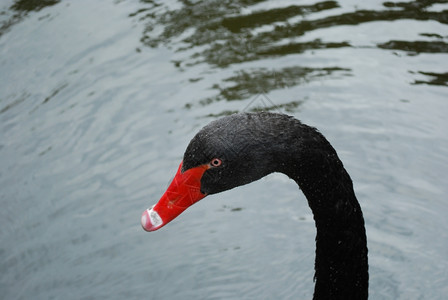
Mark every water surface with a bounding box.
[1,0,448,299]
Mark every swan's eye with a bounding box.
[209,158,222,168]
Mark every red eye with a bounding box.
[210,158,222,167]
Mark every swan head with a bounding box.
[141,113,279,231]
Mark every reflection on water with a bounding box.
[378,40,448,54]
[134,0,448,112]
[10,0,60,12]
[193,66,350,107]
[139,0,344,67]
[412,71,448,86]
[1,0,448,299]
[0,0,60,37]
[139,0,447,65]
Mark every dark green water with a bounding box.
[1,0,447,299]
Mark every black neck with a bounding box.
[189,112,369,298]
[274,125,369,300]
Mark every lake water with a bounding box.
[1,0,447,299]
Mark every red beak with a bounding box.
[141,161,209,231]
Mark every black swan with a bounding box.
[141,112,368,299]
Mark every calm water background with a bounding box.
[1,0,448,299]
